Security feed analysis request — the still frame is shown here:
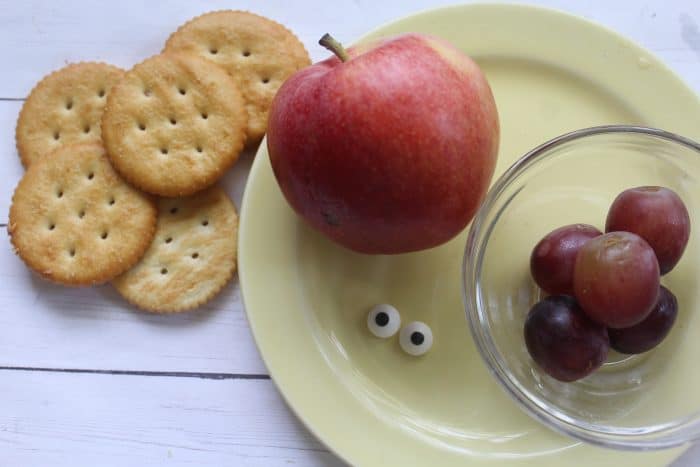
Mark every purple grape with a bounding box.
[574,231,660,328]
[606,186,690,275]
[524,295,609,382]
[608,286,678,354]
[530,224,602,295]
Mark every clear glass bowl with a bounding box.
[463,125,700,450]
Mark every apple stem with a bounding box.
[319,33,349,62]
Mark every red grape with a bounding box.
[530,224,602,295]
[606,186,690,275]
[524,295,609,382]
[573,231,660,328]
[608,285,678,354]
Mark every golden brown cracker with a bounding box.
[16,62,124,168]
[112,186,238,313]
[9,143,157,286]
[101,53,247,197]
[164,10,310,142]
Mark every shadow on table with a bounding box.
[24,269,240,328]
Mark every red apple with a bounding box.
[267,33,499,254]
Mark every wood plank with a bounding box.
[0,1,698,465]
[0,0,697,98]
[0,369,344,467]
[0,233,268,374]
[0,366,698,466]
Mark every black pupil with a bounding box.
[410,332,424,346]
[374,312,389,327]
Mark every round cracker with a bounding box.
[101,53,247,197]
[9,143,157,286]
[112,186,238,313]
[16,62,124,167]
[164,10,311,143]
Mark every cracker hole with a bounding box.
[191,252,199,259]
[170,207,178,214]
[138,122,146,131]
[48,223,55,231]
[101,231,108,240]
[83,125,91,134]
[87,172,94,180]
[98,89,106,98]
[66,100,73,110]
[165,237,172,244]
[69,248,76,257]
[262,77,270,84]
[209,47,218,55]
[178,88,186,96]
[160,268,168,275]
[108,197,115,206]
[201,220,209,226]
[201,112,208,120]
[169,117,177,125]
[78,210,85,219]
[53,131,60,141]
[144,89,151,97]
[242,50,251,57]
[160,148,169,155]
[56,190,63,198]
[196,146,203,153]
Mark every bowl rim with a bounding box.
[462,124,700,450]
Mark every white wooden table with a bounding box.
[0,0,698,465]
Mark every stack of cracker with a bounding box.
[8,10,310,313]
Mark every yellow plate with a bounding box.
[239,4,700,466]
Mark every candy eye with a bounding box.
[367,304,401,338]
[400,321,433,356]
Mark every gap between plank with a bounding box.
[0,97,25,101]
[0,366,270,380]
